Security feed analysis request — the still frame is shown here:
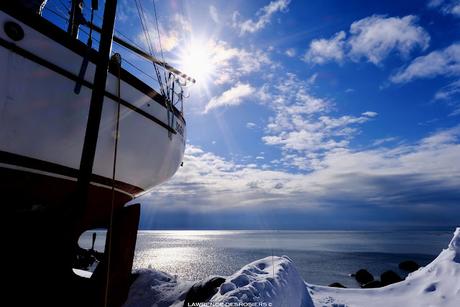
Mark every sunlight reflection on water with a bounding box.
[79,230,453,286]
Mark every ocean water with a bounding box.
[79,229,453,287]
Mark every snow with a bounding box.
[309,227,460,307]
[125,228,460,307]
[210,256,314,307]
[124,269,193,307]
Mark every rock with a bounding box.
[380,270,402,286]
[328,282,346,288]
[219,282,236,295]
[399,260,420,272]
[354,269,374,286]
[183,276,226,307]
[362,280,382,288]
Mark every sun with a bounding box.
[176,38,215,88]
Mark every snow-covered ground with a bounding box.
[125,228,460,307]
[309,227,460,307]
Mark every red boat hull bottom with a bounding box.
[3,167,140,306]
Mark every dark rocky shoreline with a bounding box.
[329,260,421,288]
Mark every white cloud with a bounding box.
[348,15,429,64]
[304,15,429,66]
[428,0,460,17]
[454,4,460,16]
[199,40,273,85]
[117,0,139,24]
[209,5,219,23]
[307,73,318,85]
[454,3,460,14]
[258,73,377,170]
[434,79,460,116]
[372,137,398,146]
[451,107,460,116]
[428,0,445,7]
[233,0,291,35]
[421,127,459,146]
[246,122,257,129]
[303,31,346,64]
[204,83,254,113]
[285,48,296,57]
[390,43,460,83]
[263,129,349,154]
[362,111,378,117]
[434,79,460,100]
[389,43,460,115]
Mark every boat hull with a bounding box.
[1,5,186,305]
[0,8,186,208]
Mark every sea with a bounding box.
[79,229,454,287]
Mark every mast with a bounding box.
[76,0,118,213]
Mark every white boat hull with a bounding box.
[0,10,186,202]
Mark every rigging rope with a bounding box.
[151,0,180,134]
[151,0,169,98]
[134,0,166,97]
[151,0,165,64]
[134,0,178,136]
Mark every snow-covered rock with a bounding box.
[124,269,193,307]
[210,256,314,307]
[449,228,460,252]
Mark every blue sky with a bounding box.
[46,0,460,229]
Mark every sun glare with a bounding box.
[177,39,215,88]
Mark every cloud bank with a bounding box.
[140,126,460,229]
[304,15,429,65]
